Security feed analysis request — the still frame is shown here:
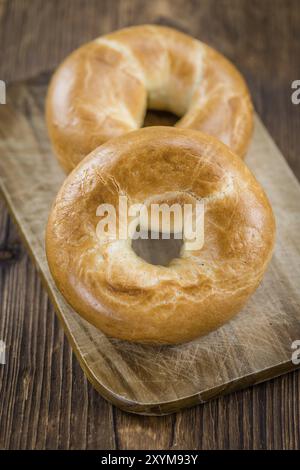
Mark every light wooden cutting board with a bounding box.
[0,72,300,415]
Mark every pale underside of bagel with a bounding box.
[46,25,253,173]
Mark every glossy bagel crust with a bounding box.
[46,127,275,344]
[46,25,253,173]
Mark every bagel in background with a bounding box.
[46,25,253,173]
[46,127,275,345]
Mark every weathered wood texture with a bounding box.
[0,0,300,449]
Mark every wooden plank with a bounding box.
[0,72,300,416]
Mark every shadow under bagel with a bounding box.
[131,228,184,267]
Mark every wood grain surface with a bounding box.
[0,0,300,450]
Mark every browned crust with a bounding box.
[46,25,253,173]
[46,127,275,344]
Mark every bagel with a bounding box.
[46,25,253,173]
[46,127,275,344]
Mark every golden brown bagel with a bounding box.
[46,25,253,173]
[46,127,275,344]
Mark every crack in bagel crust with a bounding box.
[46,25,254,173]
[46,128,275,344]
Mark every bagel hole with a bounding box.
[131,227,183,267]
[143,109,178,127]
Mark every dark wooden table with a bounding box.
[0,0,299,450]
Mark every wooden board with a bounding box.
[0,72,300,416]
